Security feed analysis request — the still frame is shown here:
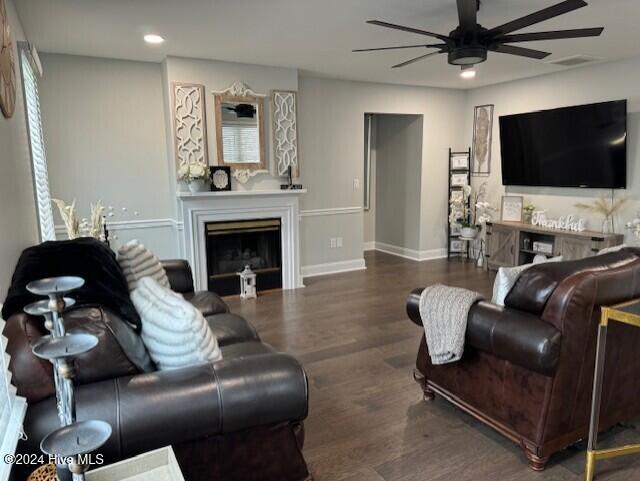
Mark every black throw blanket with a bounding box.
[2,237,141,331]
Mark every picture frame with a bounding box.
[451,153,470,170]
[450,239,464,253]
[450,223,462,236]
[450,190,463,202]
[210,166,232,191]
[501,195,524,222]
[472,104,494,176]
[451,173,469,187]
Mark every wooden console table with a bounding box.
[485,221,623,271]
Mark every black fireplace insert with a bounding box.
[205,218,282,296]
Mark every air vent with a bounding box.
[546,55,601,67]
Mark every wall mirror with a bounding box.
[213,81,266,172]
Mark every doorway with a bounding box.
[364,113,424,256]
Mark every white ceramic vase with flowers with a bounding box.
[178,161,211,193]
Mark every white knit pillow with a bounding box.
[492,255,563,306]
[118,240,170,291]
[131,277,222,370]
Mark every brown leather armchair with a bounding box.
[407,248,640,471]
[5,258,311,481]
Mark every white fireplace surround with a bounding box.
[177,190,306,292]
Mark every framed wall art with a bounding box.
[471,104,494,176]
[501,195,524,222]
[450,239,465,253]
[451,173,469,187]
[210,166,232,191]
[451,152,470,170]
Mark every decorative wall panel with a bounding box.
[272,90,299,177]
[172,83,208,167]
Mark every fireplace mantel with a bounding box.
[178,189,306,292]
[178,189,307,199]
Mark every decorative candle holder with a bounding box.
[25,277,111,481]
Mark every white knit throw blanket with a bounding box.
[419,284,484,365]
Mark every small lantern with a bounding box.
[239,265,257,299]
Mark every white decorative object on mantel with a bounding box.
[531,211,587,232]
[272,90,299,177]
[232,168,266,184]
[177,190,307,292]
[213,80,266,98]
[172,83,208,167]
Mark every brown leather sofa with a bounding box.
[407,248,640,471]
[5,258,311,481]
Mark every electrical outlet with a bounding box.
[330,238,337,248]
[337,237,343,248]
[353,178,360,190]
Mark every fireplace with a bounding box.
[205,218,282,296]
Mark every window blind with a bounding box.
[0,316,27,481]
[222,124,259,163]
[21,48,56,242]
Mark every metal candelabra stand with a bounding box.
[24,276,112,481]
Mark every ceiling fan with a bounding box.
[353,0,603,69]
[223,103,256,118]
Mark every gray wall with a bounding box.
[38,54,176,257]
[465,55,640,238]
[0,0,38,296]
[374,114,423,251]
[298,76,467,267]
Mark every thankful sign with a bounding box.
[531,211,587,232]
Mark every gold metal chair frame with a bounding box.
[585,299,640,481]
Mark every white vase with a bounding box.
[188,179,209,193]
[461,227,478,239]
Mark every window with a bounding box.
[0,317,27,481]
[222,124,259,163]
[19,44,55,241]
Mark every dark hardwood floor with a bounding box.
[226,251,640,481]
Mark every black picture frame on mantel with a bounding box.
[210,166,231,191]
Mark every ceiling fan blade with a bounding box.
[367,20,451,42]
[457,0,478,30]
[487,0,587,37]
[352,44,437,52]
[496,27,603,43]
[489,44,551,59]
[392,50,443,68]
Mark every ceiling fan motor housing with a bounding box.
[448,46,487,65]
[448,26,488,65]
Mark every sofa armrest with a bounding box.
[161,259,195,294]
[407,289,561,376]
[21,353,308,461]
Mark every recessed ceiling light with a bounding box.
[460,65,476,79]
[144,34,165,44]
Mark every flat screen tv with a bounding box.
[499,100,627,188]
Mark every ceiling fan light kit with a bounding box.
[353,0,603,74]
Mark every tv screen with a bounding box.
[499,100,627,188]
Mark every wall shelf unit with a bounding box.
[447,148,471,258]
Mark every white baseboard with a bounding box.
[372,241,447,262]
[363,241,376,251]
[302,258,366,278]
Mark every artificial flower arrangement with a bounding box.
[626,215,640,242]
[177,161,210,184]
[575,196,629,233]
[523,203,536,223]
[449,182,497,237]
[52,198,138,244]
[53,198,105,240]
